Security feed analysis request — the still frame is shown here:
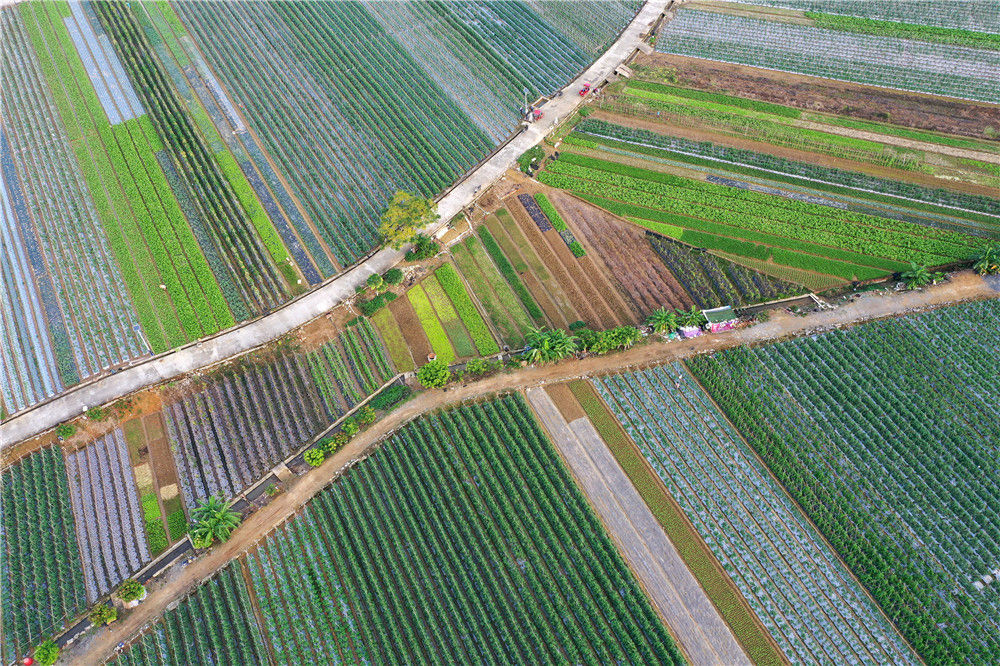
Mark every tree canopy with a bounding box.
[379,191,438,248]
[417,359,452,388]
[189,495,241,548]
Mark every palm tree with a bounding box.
[645,308,678,334]
[973,245,1000,275]
[189,495,241,548]
[676,306,707,329]
[900,262,933,289]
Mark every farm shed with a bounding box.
[703,306,738,333]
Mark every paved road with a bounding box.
[0,0,670,448]
[527,388,750,666]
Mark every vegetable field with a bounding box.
[66,430,150,603]
[688,299,1000,663]
[165,319,394,505]
[112,396,682,665]
[1,447,86,663]
[174,1,637,265]
[540,149,985,285]
[596,364,917,664]
[109,565,267,665]
[657,8,1000,103]
[648,233,803,307]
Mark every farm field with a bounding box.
[540,135,987,287]
[656,5,1000,103]
[174,0,639,266]
[526,386,750,664]
[65,429,150,603]
[594,78,1000,193]
[122,412,187,555]
[688,298,1000,662]
[108,565,267,665]
[595,364,918,664]
[112,395,684,665]
[1,447,86,663]
[165,320,395,506]
[730,0,1000,33]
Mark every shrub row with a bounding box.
[476,227,544,320]
[434,264,500,355]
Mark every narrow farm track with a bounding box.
[63,271,998,665]
[526,387,750,665]
[0,0,673,447]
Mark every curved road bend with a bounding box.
[0,0,671,448]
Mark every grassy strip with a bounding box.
[629,79,801,118]
[810,114,1000,153]
[806,12,1000,51]
[420,275,476,358]
[407,285,455,364]
[452,241,528,348]
[371,308,414,373]
[476,226,545,320]
[435,263,500,356]
[566,380,786,666]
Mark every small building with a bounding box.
[703,306,738,333]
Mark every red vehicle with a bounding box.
[579,82,591,96]
[532,108,543,121]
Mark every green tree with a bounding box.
[973,244,1000,275]
[117,578,145,603]
[383,267,404,285]
[189,495,241,548]
[304,448,325,467]
[645,308,678,334]
[89,603,117,626]
[677,306,707,329]
[366,273,385,292]
[379,191,438,248]
[417,359,452,388]
[357,405,377,425]
[900,262,943,289]
[342,419,360,437]
[524,328,578,363]
[34,639,59,666]
[404,234,439,261]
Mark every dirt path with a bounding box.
[65,271,997,665]
[526,388,750,665]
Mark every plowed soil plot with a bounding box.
[506,195,626,329]
[637,52,1000,139]
[388,295,432,363]
[547,192,693,314]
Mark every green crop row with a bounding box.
[476,227,545,320]
[371,308,414,373]
[628,79,802,118]
[407,286,454,365]
[806,11,1000,51]
[534,193,568,231]
[544,155,973,264]
[421,275,476,358]
[577,192,902,281]
[624,83,799,123]
[434,264,500,356]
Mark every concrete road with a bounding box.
[0,0,670,448]
[527,387,750,666]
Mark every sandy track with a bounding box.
[527,387,750,665]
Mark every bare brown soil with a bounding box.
[388,295,433,362]
[549,191,694,313]
[544,382,587,422]
[65,272,997,666]
[593,109,1000,198]
[144,412,179,491]
[637,52,1000,140]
